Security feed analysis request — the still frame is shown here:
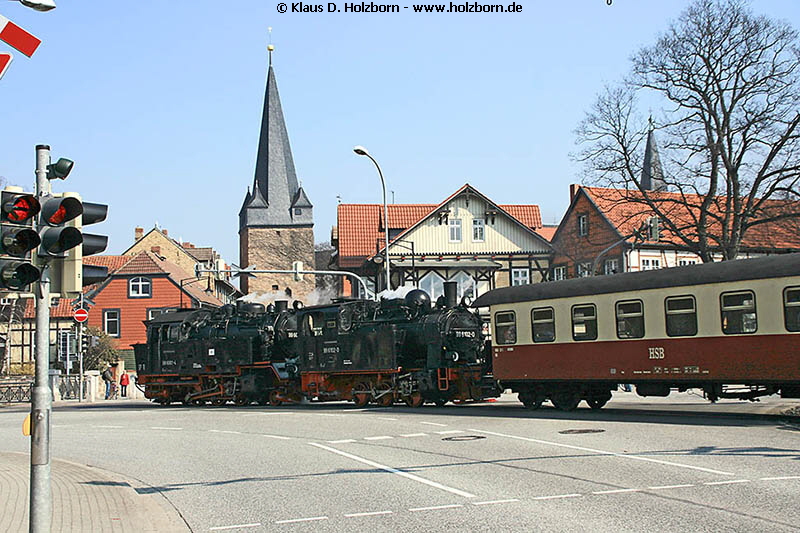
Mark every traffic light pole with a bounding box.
[30,144,52,533]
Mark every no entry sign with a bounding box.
[73,308,89,323]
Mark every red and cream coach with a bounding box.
[472,254,800,411]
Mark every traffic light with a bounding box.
[0,188,42,291]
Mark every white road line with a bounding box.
[344,510,393,517]
[436,430,464,435]
[400,433,427,438]
[364,436,393,441]
[242,412,292,417]
[532,493,582,501]
[328,439,357,444]
[409,504,463,512]
[209,430,241,434]
[275,516,328,524]
[761,475,800,481]
[309,442,476,498]
[150,426,183,430]
[592,488,639,495]
[472,499,520,506]
[470,429,735,476]
[209,523,261,531]
[703,479,750,486]
[316,414,346,417]
[648,484,695,490]
[377,417,398,421]
[420,422,448,427]
[262,434,291,440]
[93,425,123,429]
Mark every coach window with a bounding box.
[616,300,644,339]
[783,287,800,332]
[495,311,517,345]
[531,307,555,343]
[720,290,757,334]
[572,304,597,341]
[665,296,697,336]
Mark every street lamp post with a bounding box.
[12,0,57,11]
[353,146,391,292]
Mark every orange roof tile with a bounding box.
[83,255,130,275]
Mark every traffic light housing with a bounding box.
[0,188,42,291]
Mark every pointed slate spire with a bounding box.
[240,44,312,230]
[641,117,667,192]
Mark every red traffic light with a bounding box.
[2,193,40,223]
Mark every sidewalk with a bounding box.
[0,452,189,533]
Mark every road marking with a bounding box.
[409,504,463,512]
[648,484,695,490]
[533,493,582,501]
[93,425,123,429]
[420,422,448,427]
[472,499,519,506]
[150,426,183,430]
[262,434,291,440]
[344,510,393,517]
[592,488,639,495]
[275,516,328,524]
[400,433,427,438]
[377,417,398,421]
[364,436,393,441]
[242,412,292,417]
[309,442,476,498]
[703,479,750,486]
[328,439,357,444]
[761,476,800,481]
[436,430,464,435]
[470,429,734,476]
[209,430,241,434]
[209,523,261,531]
[316,414,346,417]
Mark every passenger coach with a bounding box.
[472,254,800,410]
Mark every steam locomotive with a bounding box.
[133,282,497,407]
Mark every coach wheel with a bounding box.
[404,392,424,408]
[269,390,283,407]
[352,383,371,408]
[518,391,543,410]
[434,398,448,407]
[375,382,394,407]
[551,392,580,412]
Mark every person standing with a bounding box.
[120,372,130,398]
[101,366,113,399]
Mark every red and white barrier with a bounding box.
[0,14,41,57]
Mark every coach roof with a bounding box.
[472,253,800,308]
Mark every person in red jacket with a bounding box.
[120,372,130,398]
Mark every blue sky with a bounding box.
[1,0,798,266]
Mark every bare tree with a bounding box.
[576,0,800,262]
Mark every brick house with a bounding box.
[332,184,554,300]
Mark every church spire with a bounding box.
[641,117,667,192]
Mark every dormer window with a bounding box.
[129,277,152,298]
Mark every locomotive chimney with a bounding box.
[275,300,288,312]
[443,281,458,308]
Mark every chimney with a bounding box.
[569,184,581,201]
[151,246,161,254]
[135,227,144,241]
[161,229,168,237]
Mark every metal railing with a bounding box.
[58,375,87,400]
[0,379,33,403]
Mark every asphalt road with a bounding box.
[2,392,799,532]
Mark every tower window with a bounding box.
[295,208,302,215]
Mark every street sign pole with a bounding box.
[77,293,84,403]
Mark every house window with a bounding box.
[103,309,120,337]
[420,272,445,301]
[784,287,800,332]
[552,266,566,281]
[572,304,597,341]
[453,271,476,301]
[577,214,589,236]
[147,307,176,321]
[129,277,152,298]
[511,268,529,286]
[665,296,697,337]
[494,311,516,345]
[449,219,462,242]
[577,262,592,277]
[641,258,660,271]
[604,258,619,275]
[295,208,302,215]
[531,307,555,343]
[616,300,644,339]
[721,290,757,334]
[472,219,485,242]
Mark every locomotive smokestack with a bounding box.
[275,300,288,313]
[443,281,457,308]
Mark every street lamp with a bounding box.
[13,0,56,11]
[353,145,391,292]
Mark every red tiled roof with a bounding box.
[502,205,542,229]
[535,225,558,242]
[582,186,800,251]
[83,255,130,275]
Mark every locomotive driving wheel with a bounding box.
[269,390,283,406]
[404,392,424,408]
[352,382,371,408]
[375,382,394,407]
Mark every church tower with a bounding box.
[239,45,315,299]
[641,118,667,192]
